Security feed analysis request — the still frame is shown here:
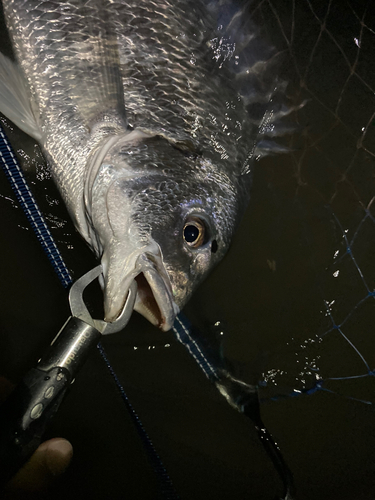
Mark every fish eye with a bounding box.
[183,217,207,248]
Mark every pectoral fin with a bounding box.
[0,53,42,141]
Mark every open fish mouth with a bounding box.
[103,251,179,332]
[134,260,178,331]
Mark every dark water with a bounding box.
[1,1,375,499]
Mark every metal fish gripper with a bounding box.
[0,266,137,486]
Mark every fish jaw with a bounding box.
[101,241,179,332]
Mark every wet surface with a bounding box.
[1,0,375,498]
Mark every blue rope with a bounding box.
[0,120,223,393]
[0,123,179,499]
[172,313,222,381]
[0,125,72,287]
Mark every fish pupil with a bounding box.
[184,225,199,243]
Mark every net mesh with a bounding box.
[252,0,375,405]
[181,0,375,413]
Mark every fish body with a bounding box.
[0,0,286,330]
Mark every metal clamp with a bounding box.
[68,265,137,335]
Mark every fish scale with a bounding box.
[3,0,127,240]
[114,0,249,158]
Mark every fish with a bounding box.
[0,0,291,331]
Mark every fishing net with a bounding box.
[185,3,375,496]
[186,3,375,497]
[257,0,375,405]
[185,0,375,406]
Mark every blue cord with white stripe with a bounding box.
[0,126,72,288]
[172,313,222,381]
[0,123,180,499]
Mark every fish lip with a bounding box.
[134,253,178,331]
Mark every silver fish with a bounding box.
[0,0,289,330]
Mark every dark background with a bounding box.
[1,0,375,499]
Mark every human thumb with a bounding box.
[2,438,73,498]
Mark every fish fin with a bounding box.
[0,53,43,141]
[206,1,301,157]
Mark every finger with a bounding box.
[3,438,73,497]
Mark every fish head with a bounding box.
[87,133,245,331]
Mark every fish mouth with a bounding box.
[104,251,179,332]
[134,262,177,331]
